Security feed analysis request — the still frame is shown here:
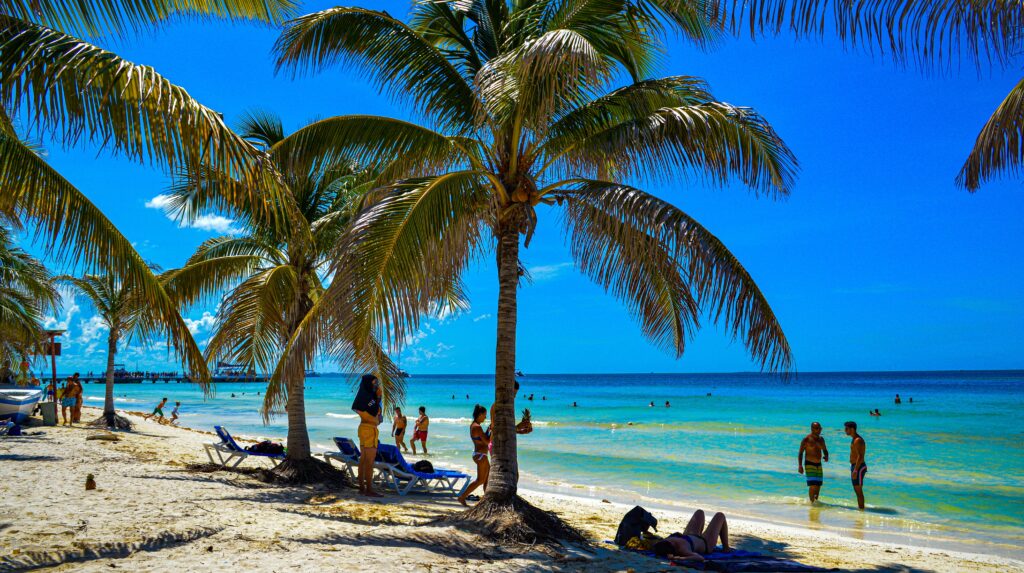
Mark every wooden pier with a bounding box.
[80,375,269,384]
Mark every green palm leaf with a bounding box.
[274,7,479,132]
[957,77,1024,192]
[0,129,210,383]
[717,0,1022,71]
[561,179,792,371]
[550,99,798,196]
[0,18,287,226]
[0,0,296,39]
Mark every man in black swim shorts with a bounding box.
[845,421,867,509]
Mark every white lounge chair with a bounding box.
[204,425,284,468]
[375,444,470,496]
[322,437,361,480]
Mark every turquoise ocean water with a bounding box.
[80,371,1024,559]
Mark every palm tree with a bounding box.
[163,111,402,482]
[272,1,795,539]
[0,0,299,383]
[58,273,157,429]
[0,218,57,362]
[705,0,1024,190]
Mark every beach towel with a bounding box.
[607,541,837,572]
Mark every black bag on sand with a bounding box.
[614,506,658,546]
[246,441,284,455]
[412,460,434,473]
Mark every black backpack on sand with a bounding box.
[412,460,434,473]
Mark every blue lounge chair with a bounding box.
[322,437,361,480]
[375,444,470,496]
[0,421,14,436]
[203,425,284,468]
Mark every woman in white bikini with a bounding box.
[457,404,489,506]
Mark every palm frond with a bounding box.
[162,254,263,307]
[274,7,479,132]
[0,0,297,39]
[270,115,465,183]
[550,97,798,196]
[0,18,288,227]
[563,188,701,356]
[716,0,1023,71]
[237,109,287,150]
[560,180,792,372]
[957,76,1024,191]
[327,171,488,349]
[0,130,211,384]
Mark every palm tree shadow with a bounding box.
[730,532,800,558]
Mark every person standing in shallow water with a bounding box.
[458,404,490,506]
[411,406,429,455]
[392,406,408,452]
[798,422,829,503]
[352,374,383,497]
[845,421,867,509]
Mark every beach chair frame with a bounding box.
[375,444,470,497]
[322,437,393,487]
[204,425,284,468]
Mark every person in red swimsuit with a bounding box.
[411,406,429,455]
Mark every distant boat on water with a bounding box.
[398,370,411,378]
[305,370,320,378]
[213,362,268,383]
[516,370,525,377]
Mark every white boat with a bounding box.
[0,385,45,423]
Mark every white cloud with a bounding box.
[145,195,239,234]
[43,287,80,332]
[528,262,573,282]
[403,342,454,365]
[144,194,175,209]
[183,311,217,334]
[77,315,109,344]
[428,301,467,325]
[190,214,238,234]
[473,314,492,322]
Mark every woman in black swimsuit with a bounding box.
[652,510,731,561]
[458,404,490,506]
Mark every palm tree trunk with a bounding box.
[285,370,310,460]
[486,221,521,501]
[103,331,118,425]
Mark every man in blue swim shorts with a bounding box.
[845,421,867,509]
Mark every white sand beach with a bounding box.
[1,407,1021,573]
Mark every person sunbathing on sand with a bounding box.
[651,510,732,562]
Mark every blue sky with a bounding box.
[23,1,1024,375]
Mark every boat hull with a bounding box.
[0,387,44,423]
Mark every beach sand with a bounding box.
[1,407,1021,573]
